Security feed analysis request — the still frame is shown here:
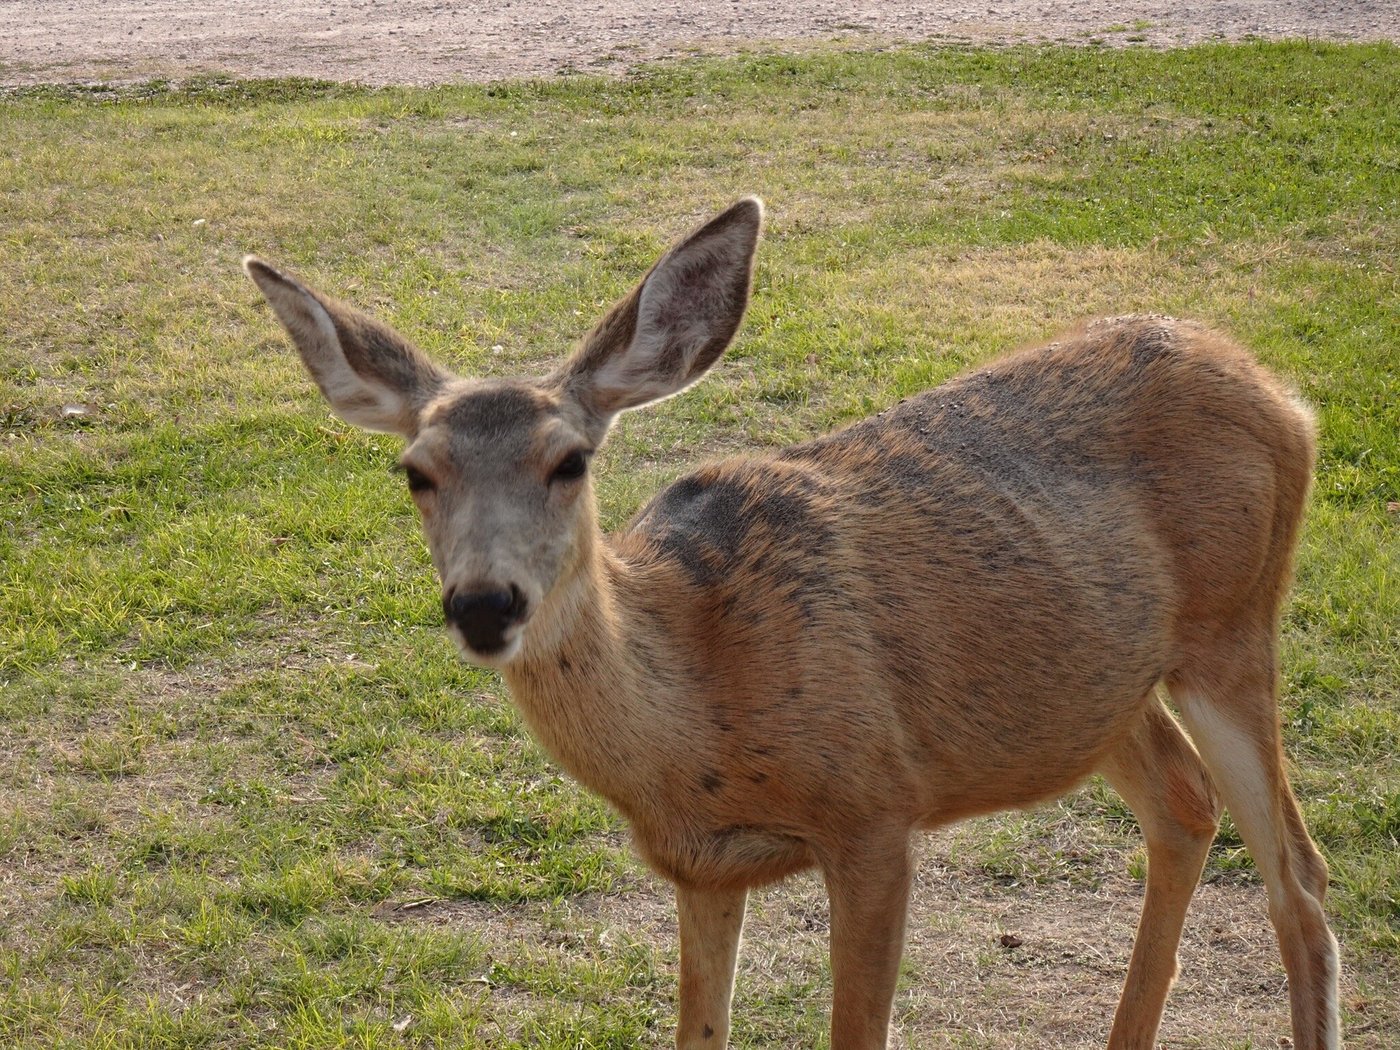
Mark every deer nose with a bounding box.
[443,584,528,654]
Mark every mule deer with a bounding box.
[244,198,1341,1049]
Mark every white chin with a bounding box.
[447,624,524,667]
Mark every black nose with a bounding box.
[443,585,528,654]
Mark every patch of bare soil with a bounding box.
[1,1,1396,88]
[373,836,1393,1047]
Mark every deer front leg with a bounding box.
[824,838,915,1050]
[676,884,747,1048]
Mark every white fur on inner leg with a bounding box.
[1174,699,1287,888]
[1176,694,1340,1049]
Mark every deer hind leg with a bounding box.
[1098,694,1221,1050]
[1169,638,1340,1050]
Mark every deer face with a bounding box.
[245,197,761,668]
[399,379,598,663]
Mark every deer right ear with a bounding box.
[244,257,450,438]
[555,197,762,426]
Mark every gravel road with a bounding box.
[1,1,1395,88]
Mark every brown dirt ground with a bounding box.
[0,1,1396,88]
[375,835,1380,1048]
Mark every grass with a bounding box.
[1,39,1397,1048]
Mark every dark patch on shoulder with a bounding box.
[647,472,722,522]
[702,1024,715,1039]
[701,770,724,794]
[628,470,739,585]
[628,464,834,591]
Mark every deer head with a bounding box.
[245,198,762,665]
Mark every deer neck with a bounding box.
[501,526,674,820]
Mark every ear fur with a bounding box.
[556,197,762,424]
[244,257,449,436]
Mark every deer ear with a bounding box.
[244,257,450,437]
[556,197,762,423]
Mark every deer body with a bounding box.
[510,334,1179,878]
[245,198,1341,1049]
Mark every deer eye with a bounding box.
[403,465,435,494]
[550,450,588,484]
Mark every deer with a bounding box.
[243,197,1341,1049]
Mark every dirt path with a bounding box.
[1,1,1395,88]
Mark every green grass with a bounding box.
[2,40,1397,1048]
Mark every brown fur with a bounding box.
[245,199,1340,1049]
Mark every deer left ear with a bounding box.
[556,197,762,423]
[244,257,451,437]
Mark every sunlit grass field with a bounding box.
[1,40,1396,1048]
